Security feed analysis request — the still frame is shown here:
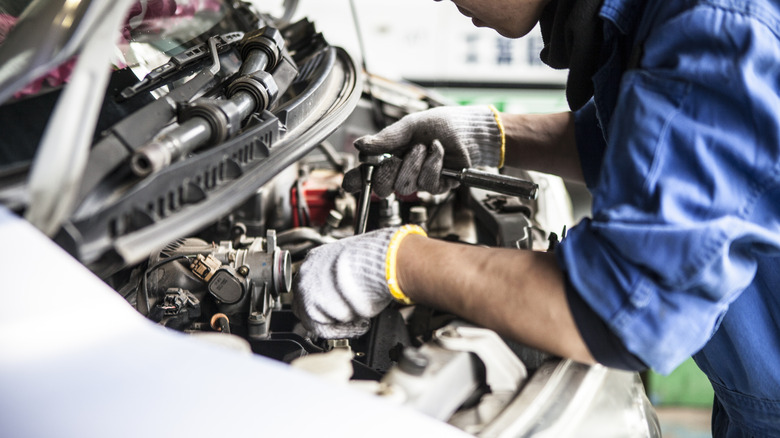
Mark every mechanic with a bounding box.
[292,0,780,435]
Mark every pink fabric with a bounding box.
[0,14,15,42]
[122,0,222,40]
[3,1,225,99]
[13,59,77,98]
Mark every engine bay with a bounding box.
[0,1,660,436]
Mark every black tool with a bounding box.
[354,153,387,234]
[440,168,538,200]
[353,154,538,234]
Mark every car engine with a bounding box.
[0,1,660,436]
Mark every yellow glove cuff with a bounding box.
[385,224,427,305]
[488,105,506,168]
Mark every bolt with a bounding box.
[326,209,344,229]
[409,205,428,229]
[248,311,266,323]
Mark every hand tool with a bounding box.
[354,153,388,234]
[353,154,539,234]
[440,167,538,200]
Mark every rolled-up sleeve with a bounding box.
[559,6,780,374]
[573,100,607,189]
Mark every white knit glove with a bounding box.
[342,105,505,197]
[292,225,426,339]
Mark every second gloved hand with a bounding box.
[342,105,504,197]
[292,225,426,339]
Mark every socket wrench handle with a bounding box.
[441,168,538,200]
[354,164,375,234]
[354,153,391,234]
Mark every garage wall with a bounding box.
[293,0,566,86]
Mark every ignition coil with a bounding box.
[130,27,286,177]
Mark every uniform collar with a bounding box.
[600,0,649,35]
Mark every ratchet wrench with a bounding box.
[353,153,539,234]
[440,167,538,200]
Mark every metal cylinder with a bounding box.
[239,50,270,76]
[130,118,211,177]
[131,94,251,177]
[354,164,375,234]
[378,194,402,228]
[227,70,278,114]
[409,205,428,231]
[232,90,257,119]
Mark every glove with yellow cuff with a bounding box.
[292,225,426,339]
[342,105,506,197]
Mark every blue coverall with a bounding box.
[556,0,780,435]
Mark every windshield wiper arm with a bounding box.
[119,32,244,100]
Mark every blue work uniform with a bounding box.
[556,0,780,435]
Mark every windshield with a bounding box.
[118,0,229,75]
[0,0,232,100]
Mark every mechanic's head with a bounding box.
[434,0,552,38]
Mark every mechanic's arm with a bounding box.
[396,232,596,364]
[385,109,592,363]
[295,105,594,363]
[501,111,584,183]
[348,107,592,361]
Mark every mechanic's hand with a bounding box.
[342,105,504,197]
[292,225,426,339]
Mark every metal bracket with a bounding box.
[435,324,527,394]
